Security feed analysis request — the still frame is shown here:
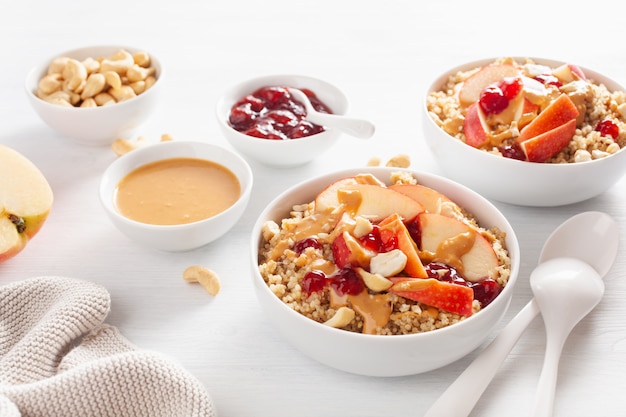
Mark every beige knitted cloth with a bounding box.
[0,276,217,417]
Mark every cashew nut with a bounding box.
[62,58,87,91]
[100,49,134,75]
[109,85,136,102]
[370,249,407,277]
[38,73,62,95]
[126,63,155,83]
[80,98,97,108]
[133,51,151,67]
[323,307,355,328]
[94,92,116,106]
[47,56,70,75]
[103,70,122,90]
[81,73,106,100]
[183,265,221,296]
[355,267,393,292]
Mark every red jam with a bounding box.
[595,119,619,139]
[228,86,333,140]
[479,77,523,116]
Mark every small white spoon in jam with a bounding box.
[288,88,375,139]
[423,211,618,417]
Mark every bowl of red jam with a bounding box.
[423,57,626,206]
[216,74,348,167]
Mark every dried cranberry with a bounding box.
[425,262,467,286]
[470,279,501,308]
[479,77,522,116]
[405,218,421,249]
[498,142,526,161]
[595,119,619,139]
[293,237,322,255]
[358,226,383,252]
[330,268,364,296]
[302,270,328,295]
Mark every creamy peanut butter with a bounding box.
[115,157,240,225]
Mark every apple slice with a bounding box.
[338,183,425,222]
[552,63,586,83]
[463,102,490,148]
[378,213,427,278]
[389,277,474,316]
[418,213,499,282]
[520,118,577,163]
[388,183,456,215]
[314,174,387,213]
[315,177,359,213]
[458,63,520,107]
[516,94,579,143]
[332,231,375,269]
[0,145,53,262]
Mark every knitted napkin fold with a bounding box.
[0,276,216,417]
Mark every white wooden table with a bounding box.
[2,1,625,416]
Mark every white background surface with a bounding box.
[2,1,625,416]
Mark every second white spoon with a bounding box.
[529,257,605,417]
[423,211,618,417]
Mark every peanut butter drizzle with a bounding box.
[330,289,392,335]
[420,231,476,276]
[337,189,363,216]
[293,211,338,241]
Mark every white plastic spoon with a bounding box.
[423,211,619,417]
[288,88,375,139]
[529,257,604,417]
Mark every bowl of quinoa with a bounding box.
[251,167,520,377]
[423,57,626,206]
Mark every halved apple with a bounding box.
[458,63,521,107]
[516,93,579,143]
[389,277,474,316]
[378,213,427,278]
[520,118,577,163]
[388,183,456,215]
[0,145,53,262]
[417,213,499,282]
[337,183,425,222]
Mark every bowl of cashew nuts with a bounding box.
[25,45,163,146]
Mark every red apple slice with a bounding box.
[552,63,586,83]
[458,64,520,107]
[315,177,359,213]
[338,183,425,222]
[520,118,577,163]
[0,145,53,262]
[418,213,499,282]
[378,213,427,278]
[332,231,375,269]
[463,102,490,148]
[516,94,579,143]
[388,183,456,215]
[389,277,474,316]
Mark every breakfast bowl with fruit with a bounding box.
[216,74,363,167]
[250,167,520,377]
[99,140,252,252]
[423,57,626,206]
[25,45,163,146]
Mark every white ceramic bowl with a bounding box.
[250,167,520,377]
[25,45,163,146]
[422,57,626,206]
[216,74,348,167]
[100,141,252,251]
